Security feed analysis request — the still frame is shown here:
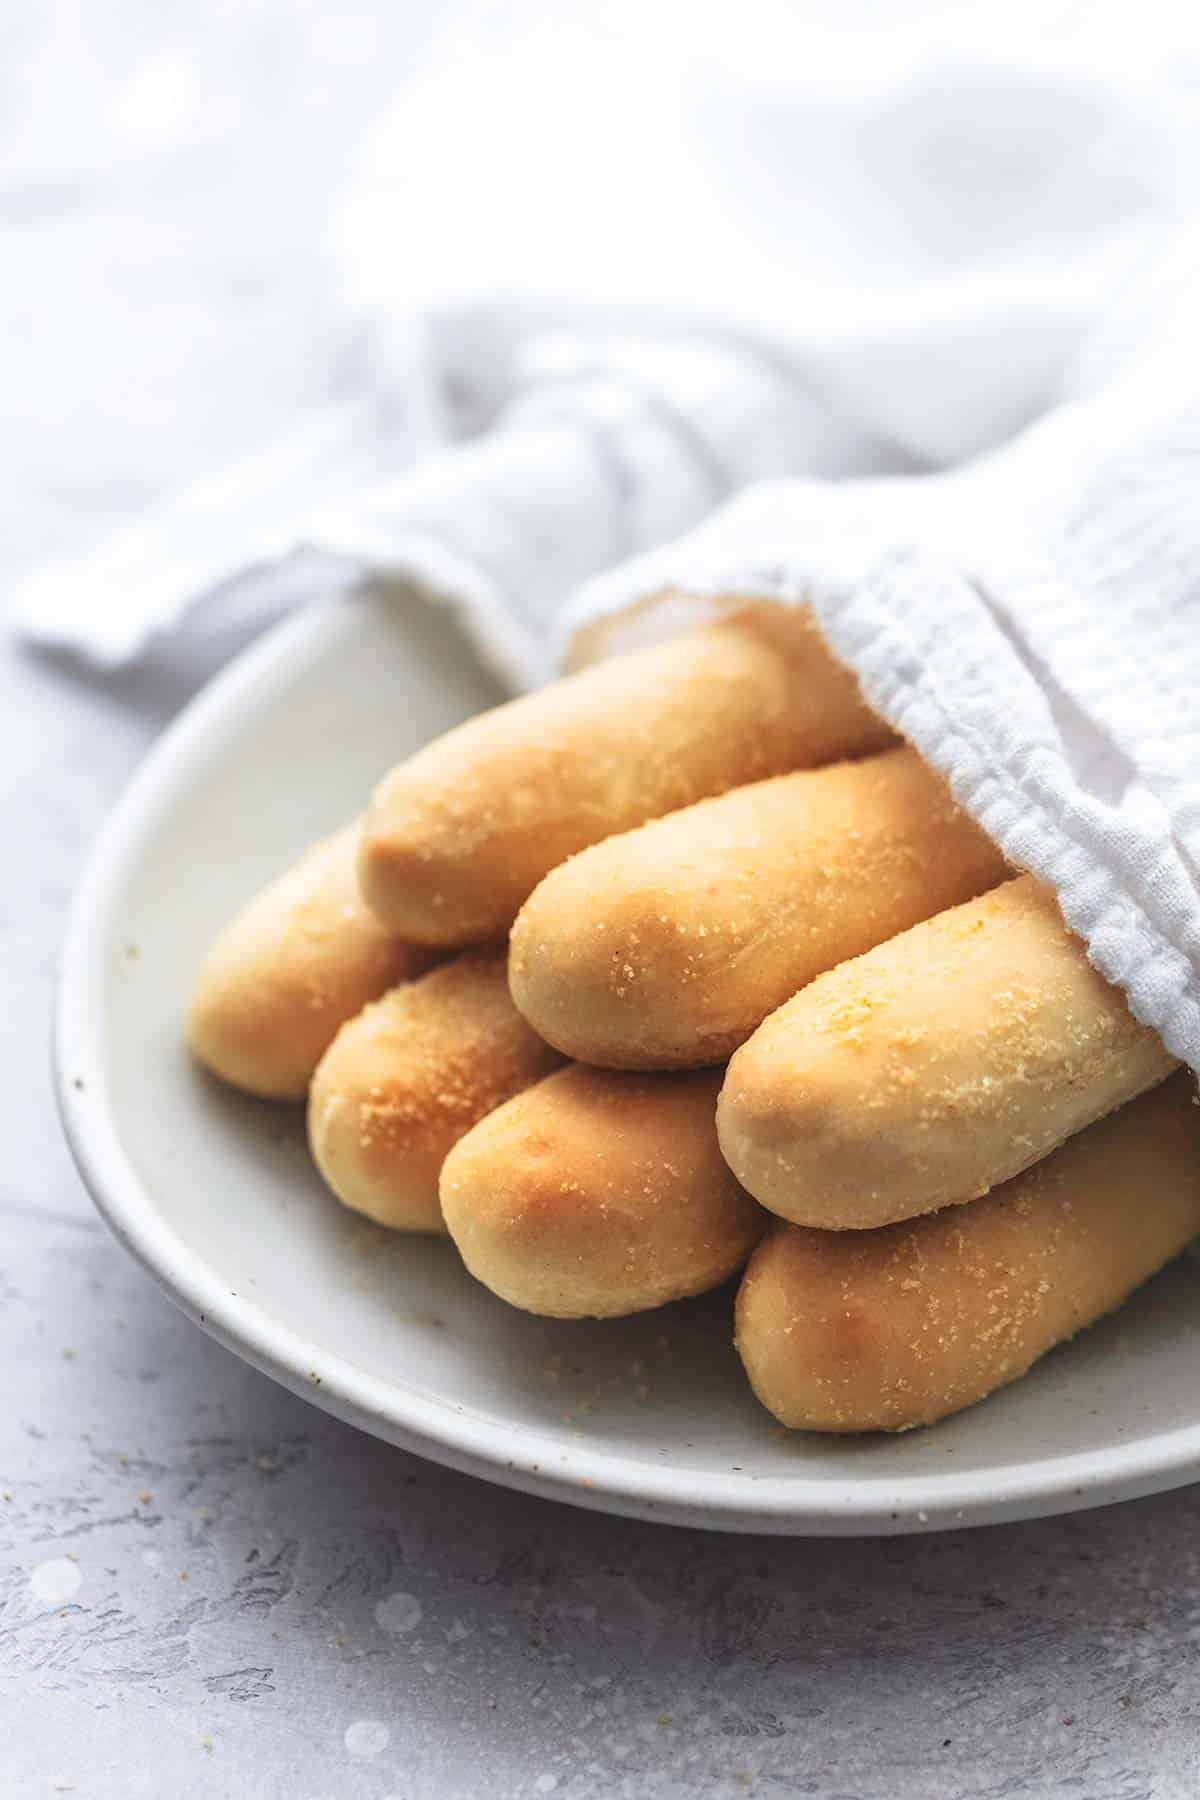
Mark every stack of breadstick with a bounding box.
[188,602,1197,1433]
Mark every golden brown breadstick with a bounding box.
[188,824,432,1099]
[735,1073,1200,1433]
[509,747,1007,1069]
[308,949,563,1233]
[439,1066,766,1317]
[719,874,1177,1229]
[359,603,892,945]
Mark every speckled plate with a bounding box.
[54,589,1200,1534]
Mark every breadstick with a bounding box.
[309,949,563,1233]
[439,1066,766,1317]
[719,874,1177,1229]
[735,1073,1200,1433]
[510,747,1007,1069]
[188,824,431,1099]
[359,603,892,945]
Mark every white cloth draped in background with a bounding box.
[15,0,1200,1067]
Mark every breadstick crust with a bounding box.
[308,949,563,1233]
[439,1066,767,1317]
[509,747,1007,1069]
[188,824,431,1099]
[359,603,892,946]
[735,1073,1200,1433]
[719,874,1178,1229]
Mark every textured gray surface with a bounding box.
[3,6,1200,1797]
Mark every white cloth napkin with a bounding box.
[16,0,1200,1069]
[564,234,1200,1072]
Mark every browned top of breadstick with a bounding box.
[440,1064,765,1317]
[509,747,1005,1069]
[359,604,892,945]
[735,1072,1200,1432]
[188,823,430,1099]
[719,874,1176,1228]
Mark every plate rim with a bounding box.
[53,594,1200,1535]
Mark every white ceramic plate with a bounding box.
[56,590,1200,1534]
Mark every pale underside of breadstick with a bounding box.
[359,602,893,946]
[509,747,1008,1070]
[718,874,1178,1230]
[188,823,432,1100]
[308,948,564,1233]
[735,1073,1200,1433]
[439,1065,766,1318]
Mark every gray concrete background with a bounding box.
[3,6,1199,1795]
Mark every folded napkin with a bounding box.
[564,234,1200,1073]
[17,0,1200,1069]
